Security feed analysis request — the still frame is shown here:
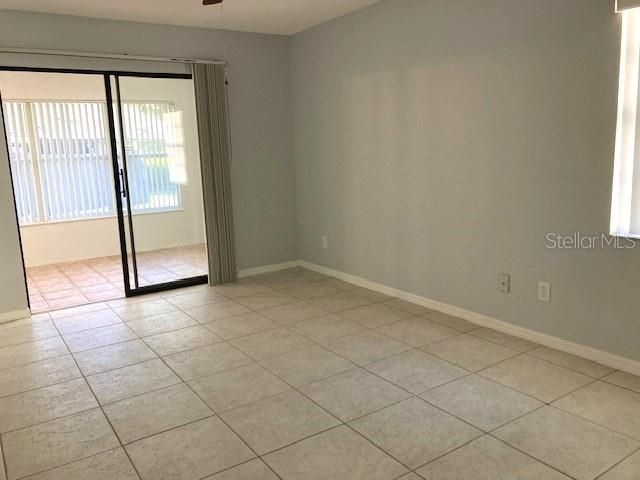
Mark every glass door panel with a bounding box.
[0,71,126,311]
[110,74,207,293]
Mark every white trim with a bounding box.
[238,261,300,278]
[0,309,31,324]
[19,207,185,229]
[298,260,640,377]
[227,258,640,375]
[0,47,225,65]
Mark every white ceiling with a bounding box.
[0,0,383,35]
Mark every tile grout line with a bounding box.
[406,433,487,477]
[253,357,429,476]
[523,349,617,380]
[0,304,618,409]
[141,331,286,480]
[0,357,84,401]
[471,352,568,400]
[546,377,601,405]
[593,445,640,479]
[33,279,430,368]
[2,288,625,432]
[1,329,131,477]
[78,370,182,408]
[483,432,581,480]
[0,291,406,374]
[0,398,102,436]
[4,322,325,409]
[6,270,637,478]
[28,258,124,311]
[476,403,640,480]
[244,275,640,477]
[45,311,145,480]
[338,387,569,479]
[28,245,207,314]
[0,332,62,351]
[485,403,549,435]
[598,377,640,396]
[126,273,640,477]
[0,337,616,457]
[0,431,8,480]
[545,403,640,443]
[188,307,455,475]
[0,350,71,375]
[12,447,128,480]
[149,285,423,475]
[193,456,283,480]
[118,412,218,448]
[472,352,606,404]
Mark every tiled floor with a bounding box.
[26,244,208,313]
[0,267,639,480]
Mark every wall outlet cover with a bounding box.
[499,273,511,294]
[538,281,551,302]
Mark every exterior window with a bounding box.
[3,100,182,225]
[612,8,640,238]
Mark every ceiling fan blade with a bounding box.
[203,0,223,4]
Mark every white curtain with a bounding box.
[612,8,640,238]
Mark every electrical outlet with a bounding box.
[499,273,511,293]
[321,235,328,249]
[538,281,551,302]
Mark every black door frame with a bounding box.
[0,65,208,301]
[107,75,141,291]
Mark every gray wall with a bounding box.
[0,10,297,313]
[291,0,640,361]
[2,2,639,363]
[0,108,28,313]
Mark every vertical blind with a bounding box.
[33,101,114,221]
[612,8,640,238]
[3,102,39,223]
[2,99,183,225]
[193,63,237,284]
[118,102,181,213]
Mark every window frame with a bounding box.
[612,8,640,239]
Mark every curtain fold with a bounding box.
[193,63,237,285]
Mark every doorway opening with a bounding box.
[0,69,208,314]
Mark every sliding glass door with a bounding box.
[1,68,208,308]
[108,74,208,294]
[1,71,128,311]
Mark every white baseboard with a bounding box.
[298,260,640,377]
[238,261,300,278]
[0,309,31,324]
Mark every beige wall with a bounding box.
[291,0,640,361]
[0,71,206,267]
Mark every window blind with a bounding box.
[2,100,183,224]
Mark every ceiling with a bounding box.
[0,0,383,35]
